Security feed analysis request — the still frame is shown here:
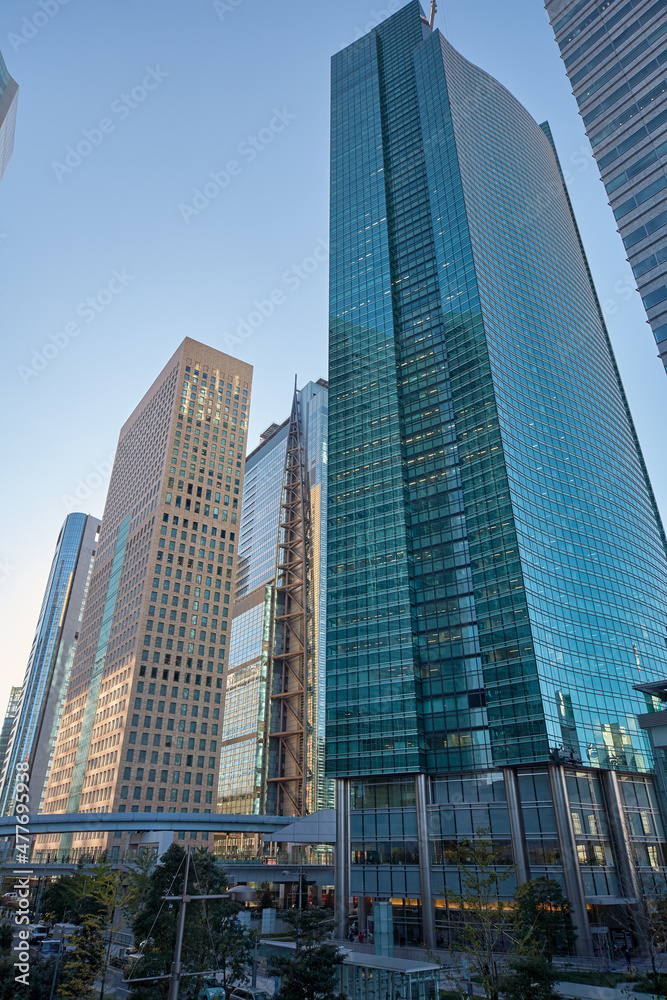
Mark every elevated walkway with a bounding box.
[0,811,295,837]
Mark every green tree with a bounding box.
[123,850,158,926]
[512,877,576,961]
[74,855,119,920]
[216,901,253,995]
[441,830,516,1000]
[258,882,274,911]
[268,908,343,1000]
[126,844,251,1000]
[0,953,61,1000]
[41,869,88,923]
[0,924,12,951]
[53,857,120,1000]
[58,915,106,999]
[499,955,559,1000]
[626,889,667,993]
[41,856,119,925]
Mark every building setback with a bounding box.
[38,339,252,859]
[328,1,667,954]
[218,379,331,826]
[0,514,99,817]
[546,0,667,370]
[0,51,17,182]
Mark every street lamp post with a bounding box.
[167,848,191,1000]
[252,929,259,988]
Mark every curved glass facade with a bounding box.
[0,514,99,815]
[327,0,667,778]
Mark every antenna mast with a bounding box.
[429,0,437,28]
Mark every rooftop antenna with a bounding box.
[429,0,437,28]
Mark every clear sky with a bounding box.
[1,0,666,717]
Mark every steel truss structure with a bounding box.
[262,387,314,816]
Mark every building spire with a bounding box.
[429,0,437,28]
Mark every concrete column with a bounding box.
[549,764,593,957]
[415,773,436,950]
[334,778,350,938]
[503,767,530,885]
[601,769,640,900]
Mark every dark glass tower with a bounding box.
[328,1,667,954]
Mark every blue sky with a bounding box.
[1,0,666,715]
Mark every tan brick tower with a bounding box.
[38,338,252,858]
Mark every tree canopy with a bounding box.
[512,877,577,961]
[125,844,252,1000]
[268,908,343,1000]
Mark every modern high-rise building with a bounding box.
[218,379,331,822]
[328,1,667,955]
[0,688,22,796]
[0,51,18,182]
[545,0,667,371]
[38,339,252,859]
[0,514,99,817]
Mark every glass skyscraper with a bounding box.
[0,51,18,182]
[218,379,331,820]
[546,0,667,371]
[0,514,99,817]
[328,1,667,954]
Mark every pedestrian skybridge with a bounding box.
[0,812,296,837]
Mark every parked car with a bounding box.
[198,987,226,1000]
[230,990,272,1000]
[28,924,49,944]
[39,939,61,958]
[52,923,79,952]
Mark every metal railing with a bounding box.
[5,846,159,867]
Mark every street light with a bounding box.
[281,868,307,911]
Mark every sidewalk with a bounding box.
[440,982,656,1000]
[255,972,277,995]
[555,984,654,1000]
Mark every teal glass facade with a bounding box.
[328,2,667,953]
[327,0,667,779]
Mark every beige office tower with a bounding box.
[38,339,252,859]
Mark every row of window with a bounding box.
[127,731,217,751]
[122,768,215,785]
[120,786,214,803]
